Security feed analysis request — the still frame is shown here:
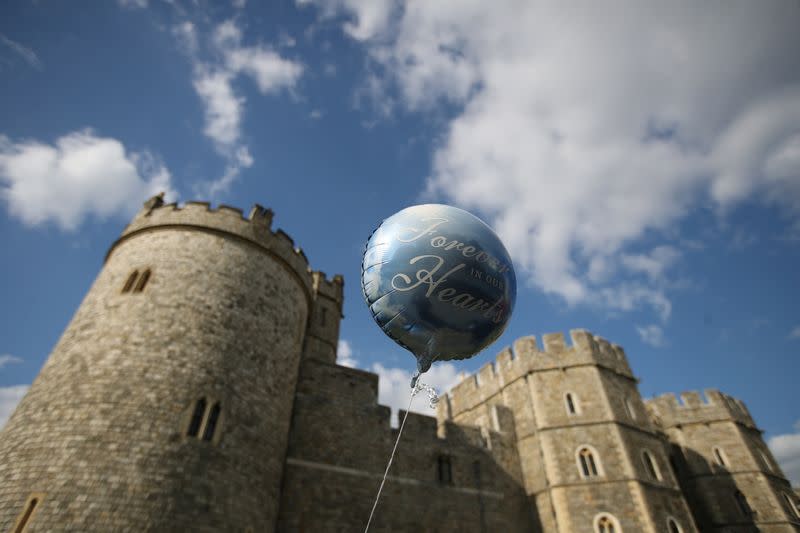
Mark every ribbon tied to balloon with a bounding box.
[361,204,517,384]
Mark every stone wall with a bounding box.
[0,200,312,531]
[277,358,533,532]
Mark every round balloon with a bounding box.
[361,204,516,374]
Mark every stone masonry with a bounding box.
[0,196,798,532]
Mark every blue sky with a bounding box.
[1,1,799,483]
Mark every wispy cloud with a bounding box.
[177,19,303,197]
[789,326,800,340]
[0,385,29,429]
[302,1,800,339]
[0,130,176,231]
[0,34,43,70]
[768,420,800,485]
[337,339,358,368]
[636,324,665,348]
[0,354,22,369]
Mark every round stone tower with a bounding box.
[0,195,320,531]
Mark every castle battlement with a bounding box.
[311,270,344,304]
[644,389,757,430]
[444,330,635,419]
[108,194,317,299]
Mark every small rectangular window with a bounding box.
[438,455,453,484]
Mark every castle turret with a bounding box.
[440,330,698,533]
[646,390,800,532]
[0,196,323,531]
[302,271,344,364]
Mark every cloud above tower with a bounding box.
[299,0,800,322]
[0,130,175,231]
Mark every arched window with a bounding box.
[783,493,800,519]
[642,450,662,481]
[202,402,221,442]
[186,398,206,437]
[712,447,728,468]
[577,446,601,478]
[624,398,637,420]
[133,268,151,293]
[594,513,621,533]
[667,517,683,533]
[121,270,139,293]
[12,494,41,533]
[733,490,753,517]
[565,392,579,415]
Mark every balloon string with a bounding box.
[364,387,417,533]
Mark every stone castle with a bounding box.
[0,196,798,532]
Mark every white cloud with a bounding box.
[305,1,800,325]
[182,20,303,196]
[0,34,42,70]
[789,326,800,340]
[0,354,22,369]
[337,339,358,368]
[372,361,460,426]
[297,0,397,41]
[768,421,800,486]
[0,385,29,430]
[621,246,681,282]
[0,130,176,231]
[309,109,324,120]
[117,0,148,8]
[172,22,198,55]
[636,324,665,348]
[194,68,244,149]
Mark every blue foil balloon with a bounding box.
[361,204,516,375]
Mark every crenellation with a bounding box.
[513,335,539,357]
[109,195,315,302]
[644,389,758,431]
[274,229,295,248]
[542,332,567,352]
[216,204,246,219]
[495,346,514,368]
[247,204,273,225]
[311,271,345,303]
[569,329,596,351]
[680,390,706,408]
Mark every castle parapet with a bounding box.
[110,195,314,301]
[443,330,636,420]
[644,389,757,430]
[312,271,344,306]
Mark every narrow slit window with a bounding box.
[320,307,327,326]
[712,447,727,467]
[579,447,599,478]
[202,402,221,442]
[122,270,139,293]
[13,496,39,533]
[667,517,682,533]
[760,450,773,473]
[133,268,151,293]
[565,393,577,415]
[734,490,753,517]
[187,398,206,437]
[438,455,453,484]
[783,493,800,519]
[624,398,637,420]
[642,450,661,480]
